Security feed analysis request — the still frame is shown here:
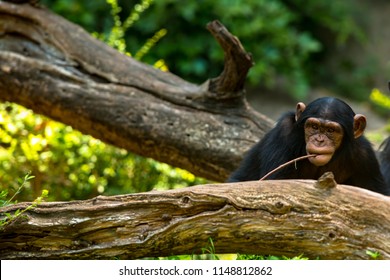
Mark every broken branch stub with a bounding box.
[206,20,254,99]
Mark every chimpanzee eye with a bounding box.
[311,124,318,130]
[327,128,335,133]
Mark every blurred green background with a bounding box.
[1,0,389,203]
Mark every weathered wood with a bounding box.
[0,1,273,182]
[1,180,389,260]
[205,20,254,97]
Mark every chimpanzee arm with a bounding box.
[227,112,297,182]
[227,141,263,182]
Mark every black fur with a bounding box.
[228,97,390,196]
[380,137,390,190]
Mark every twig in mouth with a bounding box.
[259,154,318,181]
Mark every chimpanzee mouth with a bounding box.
[307,153,333,167]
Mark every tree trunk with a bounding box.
[1,178,389,260]
[0,1,273,182]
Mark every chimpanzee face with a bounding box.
[304,117,344,166]
[296,101,367,167]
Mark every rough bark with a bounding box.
[1,178,389,260]
[0,1,273,182]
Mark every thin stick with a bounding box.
[259,154,318,181]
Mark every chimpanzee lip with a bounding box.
[306,145,334,155]
[307,153,332,166]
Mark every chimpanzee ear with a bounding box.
[295,102,306,121]
[353,114,367,139]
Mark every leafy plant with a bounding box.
[92,0,168,70]
[1,172,35,207]
[0,173,48,230]
[192,238,220,260]
[366,250,381,260]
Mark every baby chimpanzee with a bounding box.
[228,97,390,196]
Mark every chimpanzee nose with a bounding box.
[314,135,326,146]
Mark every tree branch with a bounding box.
[1,179,389,260]
[0,1,273,181]
[206,20,254,98]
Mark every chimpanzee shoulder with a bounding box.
[341,136,389,195]
[228,111,301,182]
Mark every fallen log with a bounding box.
[1,177,389,260]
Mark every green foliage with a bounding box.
[90,0,168,70]
[0,173,48,230]
[40,0,112,33]
[158,253,310,260]
[286,0,364,44]
[237,253,309,260]
[370,88,390,110]
[97,0,156,54]
[155,238,309,260]
[0,103,206,202]
[193,237,220,260]
[1,172,36,207]
[366,250,381,260]
[370,88,390,125]
[158,238,224,260]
